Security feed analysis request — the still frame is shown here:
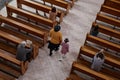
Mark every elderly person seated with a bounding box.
[16,40,33,61]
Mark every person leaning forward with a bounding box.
[16,40,33,61]
[48,25,62,56]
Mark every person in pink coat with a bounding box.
[59,38,69,61]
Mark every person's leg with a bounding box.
[59,53,63,61]
[48,42,54,56]
[49,48,53,56]
[54,44,60,51]
[26,52,32,62]
[62,54,66,58]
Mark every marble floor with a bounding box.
[0,0,104,80]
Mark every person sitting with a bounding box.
[91,49,105,71]
[90,22,99,37]
[49,7,57,22]
[16,40,33,61]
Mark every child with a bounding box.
[49,7,57,22]
[59,38,69,61]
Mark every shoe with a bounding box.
[58,59,62,61]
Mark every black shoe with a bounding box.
[49,53,52,56]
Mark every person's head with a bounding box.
[64,38,69,43]
[94,25,99,31]
[20,40,32,48]
[97,49,104,59]
[25,40,32,48]
[54,25,61,32]
[93,23,99,31]
[21,41,26,47]
[51,7,56,12]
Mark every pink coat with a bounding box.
[61,42,69,54]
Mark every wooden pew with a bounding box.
[0,71,16,80]
[0,27,39,59]
[17,0,64,23]
[6,4,56,28]
[0,15,48,46]
[78,45,120,69]
[43,0,70,15]
[84,34,120,52]
[103,0,120,10]
[0,41,16,56]
[61,0,75,7]
[67,71,84,80]
[0,62,20,78]
[92,22,120,40]
[71,61,118,80]
[0,28,39,59]
[100,5,120,17]
[96,13,120,27]
[0,51,27,75]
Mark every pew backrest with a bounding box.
[96,13,120,27]
[43,0,70,14]
[85,34,120,52]
[100,5,120,17]
[6,4,56,28]
[92,22,120,40]
[17,0,64,23]
[0,51,27,74]
[103,0,120,10]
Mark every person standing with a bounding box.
[49,7,57,22]
[91,49,105,71]
[48,25,62,56]
[59,38,69,61]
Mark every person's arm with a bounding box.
[67,44,69,52]
[59,32,62,44]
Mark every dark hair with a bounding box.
[64,38,69,43]
[96,53,104,59]
[51,7,56,12]
[93,25,99,31]
[54,25,61,32]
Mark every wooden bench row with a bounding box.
[0,0,77,79]
[85,34,120,52]
[71,60,120,80]
[0,14,48,46]
[66,71,84,80]
[96,13,120,27]
[43,0,70,15]
[100,5,120,17]
[103,0,120,10]
[16,0,64,23]
[0,51,28,75]
[0,26,40,58]
[6,4,56,28]
[61,0,75,7]
[78,45,120,69]
[0,71,16,80]
[92,22,120,40]
[71,0,120,79]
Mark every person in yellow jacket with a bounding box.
[48,25,62,56]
